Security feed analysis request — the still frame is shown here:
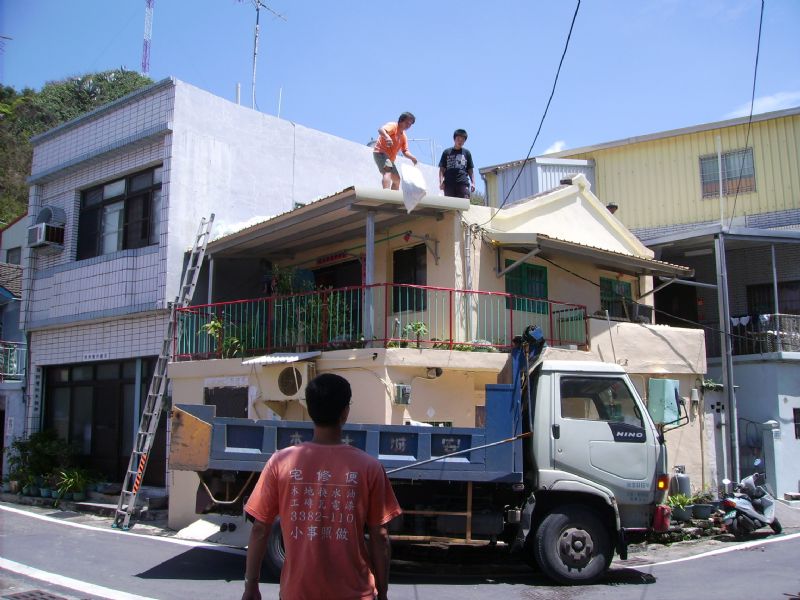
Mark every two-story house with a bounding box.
[481,107,800,498]
[165,176,706,528]
[22,78,439,487]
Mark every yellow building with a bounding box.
[482,106,800,239]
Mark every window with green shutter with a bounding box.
[505,260,548,314]
[600,277,633,319]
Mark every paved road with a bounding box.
[2,501,800,600]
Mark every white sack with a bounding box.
[399,162,427,213]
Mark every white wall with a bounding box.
[708,354,800,496]
[166,81,440,302]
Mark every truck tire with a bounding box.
[263,519,285,578]
[533,506,612,585]
[770,518,782,534]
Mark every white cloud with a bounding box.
[543,140,567,155]
[724,91,800,119]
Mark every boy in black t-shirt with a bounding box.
[438,128,475,199]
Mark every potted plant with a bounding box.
[39,473,59,498]
[57,468,90,502]
[666,493,694,522]
[690,488,716,519]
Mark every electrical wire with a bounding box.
[537,255,765,351]
[727,0,764,227]
[478,0,581,226]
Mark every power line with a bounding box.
[728,0,764,227]
[537,255,763,350]
[480,0,581,226]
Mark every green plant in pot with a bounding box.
[57,468,91,502]
[690,488,716,519]
[666,493,694,522]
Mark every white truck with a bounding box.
[168,332,680,584]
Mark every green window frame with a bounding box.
[600,277,633,319]
[505,260,548,314]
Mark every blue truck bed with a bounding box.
[170,383,523,483]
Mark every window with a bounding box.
[5,247,21,265]
[699,148,755,198]
[77,166,162,260]
[600,277,633,319]
[393,244,427,312]
[795,408,800,439]
[560,376,644,428]
[505,260,548,313]
[747,281,800,315]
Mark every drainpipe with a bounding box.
[771,245,781,352]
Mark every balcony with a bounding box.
[0,341,27,381]
[174,284,588,360]
[705,314,800,358]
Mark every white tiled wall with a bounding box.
[29,312,167,366]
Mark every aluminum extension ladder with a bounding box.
[113,214,214,530]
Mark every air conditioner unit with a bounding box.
[394,384,412,405]
[263,362,316,402]
[28,222,65,248]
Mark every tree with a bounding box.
[0,69,153,225]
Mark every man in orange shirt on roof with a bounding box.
[242,373,402,600]
[373,112,418,190]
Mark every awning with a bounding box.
[486,232,693,278]
[207,186,470,259]
[241,351,321,365]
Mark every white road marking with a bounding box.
[646,531,800,567]
[0,556,159,600]
[0,503,247,556]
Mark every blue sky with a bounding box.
[2,0,799,171]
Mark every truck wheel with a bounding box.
[263,519,285,578]
[770,518,782,534]
[533,506,612,585]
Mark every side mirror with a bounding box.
[753,458,762,467]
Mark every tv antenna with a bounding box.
[142,0,154,76]
[241,0,286,110]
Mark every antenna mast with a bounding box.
[248,0,286,110]
[142,0,154,76]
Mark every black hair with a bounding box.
[453,128,468,140]
[305,373,351,426]
[398,112,416,124]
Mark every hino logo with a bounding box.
[615,431,644,438]
[608,423,646,443]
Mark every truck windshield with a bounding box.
[559,377,643,427]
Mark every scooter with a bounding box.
[721,465,782,539]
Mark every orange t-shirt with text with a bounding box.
[373,122,408,162]
[245,442,402,600]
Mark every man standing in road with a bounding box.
[373,112,418,190]
[242,373,402,600]
[438,128,475,199]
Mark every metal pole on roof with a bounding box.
[364,211,375,346]
[714,233,740,484]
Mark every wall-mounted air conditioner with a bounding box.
[394,383,412,405]
[263,362,316,402]
[28,205,67,249]
[28,222,65,248]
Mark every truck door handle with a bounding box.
[552,424,560,439]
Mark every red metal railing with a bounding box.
[173,284,587,360]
